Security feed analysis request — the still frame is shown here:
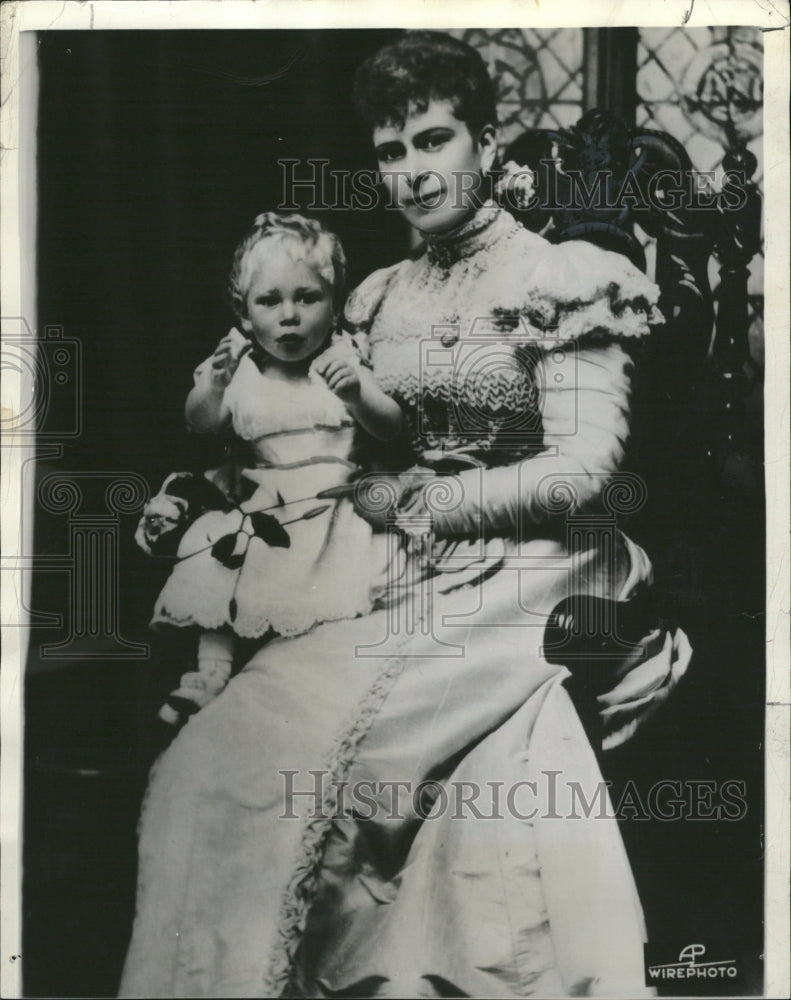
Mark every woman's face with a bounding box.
[373,99,497,236]
[240,241,334,366]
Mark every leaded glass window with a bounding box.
[449,27,764,363]
[447,29,585,146]
[637,26,764,360]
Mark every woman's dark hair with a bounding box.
[352,31,498,136]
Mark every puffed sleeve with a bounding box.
[429,241,661,538]
[343,261,403,335]
[523,239,662,341]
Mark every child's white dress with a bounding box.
[149,345,389,639]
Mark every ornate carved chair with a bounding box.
[502,109,763,744]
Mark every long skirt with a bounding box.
[119,528,684,998]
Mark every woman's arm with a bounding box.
[425,342,635,538]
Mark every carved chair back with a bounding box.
[504,109,763,613]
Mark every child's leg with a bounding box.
[158,631,236,725]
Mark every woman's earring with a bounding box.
[478,125,499,176]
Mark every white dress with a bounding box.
[150,349,389,639]
[120,205,692,998]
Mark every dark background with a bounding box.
[24,29,765,998]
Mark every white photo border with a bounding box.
[2,3,788,998]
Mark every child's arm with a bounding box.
[314,355,402,441]
[185,331,251,433]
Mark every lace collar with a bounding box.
[423,201,515,269]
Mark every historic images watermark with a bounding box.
[277,159,750,214]
[279,769,748,823]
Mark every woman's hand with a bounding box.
[209,329,252,390]
[353,468,437,532]
[352,472,402,531]
[598,628,693,750]
[394,481,432,536]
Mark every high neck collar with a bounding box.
[422,201,512,268]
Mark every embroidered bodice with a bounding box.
[344,202,660,467]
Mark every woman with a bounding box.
[120,32,690,999]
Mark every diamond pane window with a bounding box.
[447,29,584,147]
[636,26,764,355]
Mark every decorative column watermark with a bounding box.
[35,472,150,659]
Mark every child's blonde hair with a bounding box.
[229,212,347,322]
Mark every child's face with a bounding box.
[240,241,334,366]
[373,99,497,236]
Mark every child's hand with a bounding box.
[314,355,361,402]
[209,329,252,389]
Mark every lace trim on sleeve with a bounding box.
[522,240,663,346]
